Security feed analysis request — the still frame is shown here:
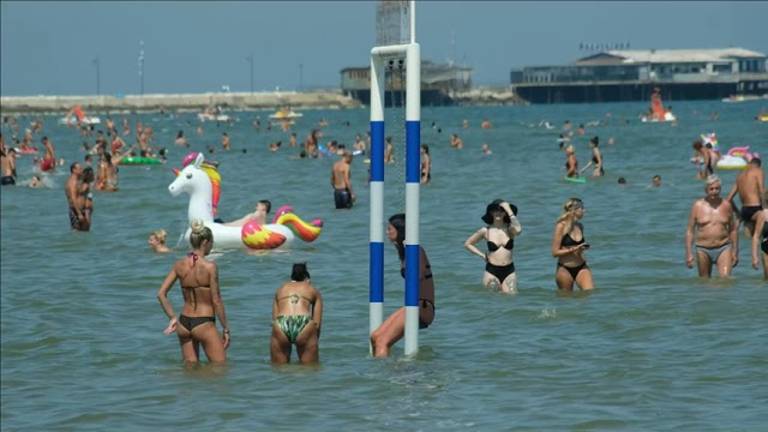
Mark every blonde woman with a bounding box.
[464,199,522,293]
[157,221,230,364]
[148,229,172,253]
[551,198,594,291]
[564,145,578,178]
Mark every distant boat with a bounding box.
[58,115,101,126]
[197,113,231,122]
[269,108,303,121]
[641,88,676,123]
[722,94,765,103]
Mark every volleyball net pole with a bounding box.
[370,0,421,357]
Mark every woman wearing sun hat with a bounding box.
[464,199,522,293]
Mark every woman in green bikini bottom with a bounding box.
[271,263,324,364]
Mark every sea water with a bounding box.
[1,100,766,431]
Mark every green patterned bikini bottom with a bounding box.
[274,315,312,343]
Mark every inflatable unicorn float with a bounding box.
[168,152,323,250]
[697,132,759,171]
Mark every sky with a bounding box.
[1,1,767,96]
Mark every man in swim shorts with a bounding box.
[331,152,355,209]
[1,142,17,186]
[65,162,86,230]
[685,175,739,278]
[726,157,765,237]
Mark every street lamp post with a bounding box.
[138,40,145,95]
[93,56,101,96]
[246,54,254,94]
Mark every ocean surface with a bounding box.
[2,100,767,431]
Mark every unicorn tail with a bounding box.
[241,220,286,250]
[274,212,323,243]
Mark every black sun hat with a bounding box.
[481,199,518,225]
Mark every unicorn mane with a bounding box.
[182,152,221,216]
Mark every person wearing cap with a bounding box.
[464,200,522,293]
[685,175,739,278]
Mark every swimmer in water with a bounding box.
[271,263,324,364]
[464,200,522,293]
[552,198,594,291]
[331,152,355,209]
[157,221,230,364]
[581,136,604,177]
[651,175,662,188]
[370,214,435,358]
[725,157,765,237]
[751,201,768,279]
[148,229,172,254]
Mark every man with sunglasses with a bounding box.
[685,175,739,278]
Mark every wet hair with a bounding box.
[70,162,80,173]
[291,262,310,281]
[151,229,167,244]
[692,140,703,150]
[750,157,761,167]
[177,130,184,138]
[299,150,307,158]
[82,166,95,182]
[421,144,430,154]
[189,220,213,248]
[388,213,406,260]
[618,177,627,184]
[590,136,599,146]
[652,175,661,181]
[556,197,584,236]
[258,199,272,213]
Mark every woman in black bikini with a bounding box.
[464,199,522,293]
[551,198,594,291]
[370,214,435,358]
[157,220,230,364]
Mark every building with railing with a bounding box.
[341,60,472,106]
[511,48,768,103]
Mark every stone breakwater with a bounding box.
[0,90,363,114]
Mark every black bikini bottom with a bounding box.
[179,315,215,331]
[558,262,589,280]
[419,298,435,329]
[485,261,515,282]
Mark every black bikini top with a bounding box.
[561,225,585,247]
[487,238,514,252]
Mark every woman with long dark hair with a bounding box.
[370,214,435,358]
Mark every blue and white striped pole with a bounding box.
[369,0,420,356]
[403,41,420,356]
[369,55,385,340]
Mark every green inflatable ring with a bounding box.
[119,156,163,165]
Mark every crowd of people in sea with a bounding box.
[1,109,765,367]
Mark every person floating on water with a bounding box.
[370,214,435,358]
[270,263,324,365]
[224,199,271,227]
[725,157,765,237]
[552,198,594,291]
[464,200,522,294]
[331,151,355,209]
[685,175,738,278]
[157,221,230,364]
[148,229,172,254]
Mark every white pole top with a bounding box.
[410,1,416,44]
